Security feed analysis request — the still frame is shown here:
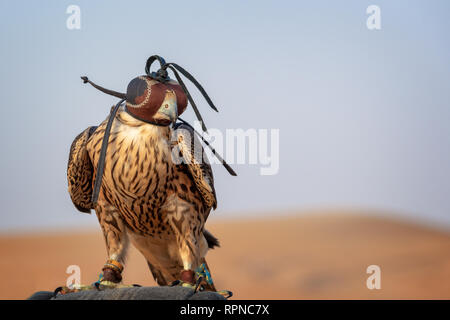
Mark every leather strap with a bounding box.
[145,55,169,82]
[176,118,237,176]
[124,105,171,127]
[91,99,125,205]
[103,259,124,273]
[167,65,208,132]
[165,62,218,112]
[80,76,126,99]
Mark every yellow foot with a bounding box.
[170,280,233,299]
[54,274,140,296]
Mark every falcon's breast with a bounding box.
[68,105,218,235]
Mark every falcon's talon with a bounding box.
[169,278,198,290]
[217,290,233,299]
[169,280,181,287]
[181,283,196,290]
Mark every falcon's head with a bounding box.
[81,54,218,133]
[125,76,188,125]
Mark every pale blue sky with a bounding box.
[0,1,449,231]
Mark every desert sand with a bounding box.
[0,212,449,300]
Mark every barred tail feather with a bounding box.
[203,229,220,249]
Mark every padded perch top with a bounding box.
[28,286,226,300]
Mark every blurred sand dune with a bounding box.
[0,213,449,299]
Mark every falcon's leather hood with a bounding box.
[81,55,216,131]
[125,76,186,124]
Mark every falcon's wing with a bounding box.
[173,123,217,210]
[67,126,97,213]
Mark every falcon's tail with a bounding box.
[203,229,220,249]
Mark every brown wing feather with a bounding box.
[174,124,217,210]
[67,126,97,213]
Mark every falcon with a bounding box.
[67,56,235,292]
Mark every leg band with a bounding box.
[103,259,124,274]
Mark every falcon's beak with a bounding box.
[158,90,178,124]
